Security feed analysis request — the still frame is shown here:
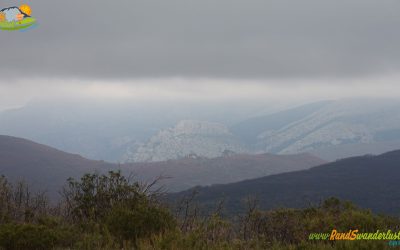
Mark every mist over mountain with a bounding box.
[0,99,270,162]
[126,98,400,162]
[231,100,334,145]
[0,98,399,163]
[0,101,168,161]
[232,99,400,160]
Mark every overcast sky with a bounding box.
[1,0,400,108]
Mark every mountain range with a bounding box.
[170,150,400,215]
[0,135,324,197]
[124,99,400,162]
[124,152,324,192]
[1,99,400,163]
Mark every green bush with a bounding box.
[240,197,400,245]
[0,222,76,250]
[106,203,176,244]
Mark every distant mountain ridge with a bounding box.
[0,135,324,197]
[1,99,400,162]
[231,100,333,145]
[124,152,325,192]
[170,150,400,215]
[127,99,400,162]
[231,99,400,161]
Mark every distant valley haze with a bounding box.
[0,98,399,163]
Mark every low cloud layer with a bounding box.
[1,76,400,111]
[1,0,400,79]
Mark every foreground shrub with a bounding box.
[105,203,176,244]
[0,176,49,224]
[240,197,400,244]
[0,222,76,250]
[62,171,175,247]
[0,174,399,250]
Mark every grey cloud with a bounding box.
[1,0,400,79]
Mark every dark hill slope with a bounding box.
[170,150,400,215]
[0,135,113,195]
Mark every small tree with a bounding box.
[0,176,49,224]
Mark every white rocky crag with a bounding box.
[124,120,247,162]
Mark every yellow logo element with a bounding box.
[330,229,358,241]
[19,4,32,16]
